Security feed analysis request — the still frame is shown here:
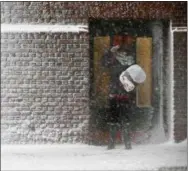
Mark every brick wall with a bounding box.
[1,2,187,26]
[1,1,187,144]
[1,32,90,143]
[1,2,88,24]
[173,32,187,142]
[88,1,187,27]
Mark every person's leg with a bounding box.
[122,120,132,149]
[107,123,117,149]
[120,102,132,149]
[107,97,118,150]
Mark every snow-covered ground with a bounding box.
[1,140,187,171]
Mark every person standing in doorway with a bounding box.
[101,36,146,150]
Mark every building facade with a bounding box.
[1,2,187,144]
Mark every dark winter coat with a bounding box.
[101,46,136,123]
[101,46,135,95]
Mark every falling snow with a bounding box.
[1,2,187,171]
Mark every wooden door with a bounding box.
[92,36,111,144]
[136,37,152,107]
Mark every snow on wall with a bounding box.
[168,21,175,142]
[148,21,166,144]
[1,2,187,144]
[1,24,88,33]
[1,31,90,144]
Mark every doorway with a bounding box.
[89,19,153,145]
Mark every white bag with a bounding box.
[119,64,146,92]
[119,74,135,92]
[126,64,146,84]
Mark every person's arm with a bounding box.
[101,45,120,67]
[101,49,112,67]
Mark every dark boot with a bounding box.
[107,123,117,150]
[122,122,132,150]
